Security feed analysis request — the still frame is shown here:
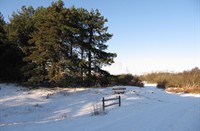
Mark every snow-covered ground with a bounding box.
[0,83,199,131]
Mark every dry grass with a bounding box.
[166,87,200,94]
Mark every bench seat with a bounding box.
[112,87,126,94]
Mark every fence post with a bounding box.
[119,96,121,107]
[102,97,105,111]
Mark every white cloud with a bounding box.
[103,61,131,75]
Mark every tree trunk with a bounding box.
[81,46,84,85]
[88,49,92,86]
[70,43,73,57]
[87,29,93,86]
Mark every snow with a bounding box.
[0,83,200,131]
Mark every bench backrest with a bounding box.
[112,87,126,90]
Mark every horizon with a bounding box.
[0,0,199,75]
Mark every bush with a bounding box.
[91,103,106,116]
[117,74,134,85]
[166,87,200,94]
[157,80,168,89]
[111,74,144,87]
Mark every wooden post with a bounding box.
[119,96,121,107]
[102,97,105,111]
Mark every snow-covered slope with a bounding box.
[0,83,199,131]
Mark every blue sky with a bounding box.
[0,0,199,75]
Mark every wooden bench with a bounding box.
[112,87,126,94]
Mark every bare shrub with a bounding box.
[91,103,106,116]
[166,87,200,94]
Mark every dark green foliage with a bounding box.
[112,74,144,87]
[26,2,67,84]
[156,80,168,89]
[75,8,117,86]
[0,13,24,81]
[8,6,36,81]
[117,74,134,86]
[1,1,117,87]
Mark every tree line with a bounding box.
[141,67,200,89]
[0,1,117,87]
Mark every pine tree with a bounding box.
[8,6,35,81]
[81,9,117,86]
[26,1,78,85]
[26,2,62,84]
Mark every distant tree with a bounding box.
[113,74,144,87]
[142,67,200,89]
[183,67,200,87]
[117,74,134,85]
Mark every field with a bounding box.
[0,83,199,131]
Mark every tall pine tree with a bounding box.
[8,6,35,81]
[82,9,116,86]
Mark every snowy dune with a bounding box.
[0,83,199,131]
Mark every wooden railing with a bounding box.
[102,96,121,111]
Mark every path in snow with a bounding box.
[0,84,199,131]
